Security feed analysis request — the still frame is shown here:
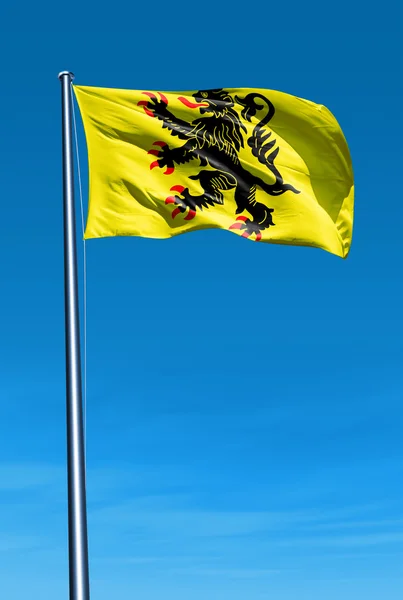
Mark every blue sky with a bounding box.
[0,0,402,598]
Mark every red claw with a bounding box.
[165,187,196,221]
[229,222,244,230]
[150,161,159,170]
[159,93,168,104]
[137,100,155,118]
[142,92,157,99]
[230,216,249,231]
[164,167,174,175]
[153,141,166,147]
[184,210,196,221]
[147,149,160,156]
[229,216,262,241]
[172,207,182,219]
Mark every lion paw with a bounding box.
[229,216,262,241]
[147,141,175,175]
[165,186,197,221]
[137,91,169,118]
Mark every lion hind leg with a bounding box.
[234,183,257,215]
[230,184,274,241]
[165,169,237,221]
[189,169,237,208]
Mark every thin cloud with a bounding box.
[277,532,403,548]
[167,567,282,578]
[0,534,42,552]
[0,463,64,491]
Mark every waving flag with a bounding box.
[74,85,354,257]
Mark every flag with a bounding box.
[73,85,354,258]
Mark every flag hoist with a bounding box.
[59,71,90,600]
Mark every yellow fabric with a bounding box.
[74,85,354,258]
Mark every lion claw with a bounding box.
[165,186,196,220]
[147,141,174,174]
[229,216,262,241]
[171,207,183,219]
[137,100,154,118]
[170,185,185,194]
[138,92,168,118]
[229,216,248,230]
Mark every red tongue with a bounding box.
[178,96,209,109]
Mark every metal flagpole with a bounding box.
[58,70,90,600]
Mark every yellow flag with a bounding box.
[73,85,354,258]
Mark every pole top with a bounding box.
[58,71,75,81]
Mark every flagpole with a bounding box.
[59,70,90,600]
